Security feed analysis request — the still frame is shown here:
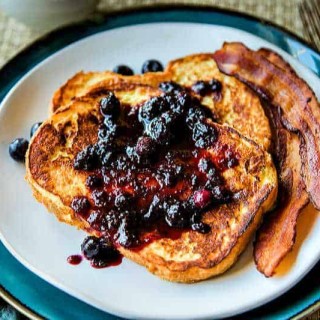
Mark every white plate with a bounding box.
[0,23,320,320]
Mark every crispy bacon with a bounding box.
[253,48,309,276]
[213,42,320,210]
[253,102,308,276]
[213,44,313,276]
[257,48,297,73]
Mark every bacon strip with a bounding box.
[257,48,297,74]
[253,102,308,276]
[253,49,309,276]
[213,44,313,276]
[213,42,320,210]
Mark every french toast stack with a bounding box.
[26,42,320,282]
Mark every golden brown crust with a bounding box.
[166,53,272,151]
[27,81,277,282]
[51,54,272,152]
[120,183,273,282]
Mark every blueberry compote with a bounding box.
[72,82,238,265]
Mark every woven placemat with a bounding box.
[0,1,318,319]
[0,0,307,68]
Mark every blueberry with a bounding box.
[141,59,163,73]
[114,191,133,209]
[86,175,103,189]
[190,211,201,224]
[161,111,176,124]
[192,81,209,96]
[115,220,139,248]
[223,149,239,168]
[104,209,122,230]
[211,185,231,204]
[113,65,134,76]
[122,209,141,228]
[186,107,206,129]
[184,196,198,214]
[111,155,131,170]
[125,145,136,161]
[71,196,91,215]
[198,157,210,173]
[138,96,168,123]
[101,167,112,185]
[99,93,120,119]
[191,222,211,234]
[189,211,210,233]
[143,195,161,222]
[30,122,42,137]
[9,138,29,162]
[98,117,117,143]
[186,105,213,129]
[209,79,222,92]
[162,91,194,117]
[96,140,113,166]
[86,211,110,233]
[198,158,222,184]
[81,236,101,260]
[227,156,238,168]
[159,81,183,93]
[117,231,139,248]
[90,239,120,266]
[156,164,182,187]
[174,91,194,111]
[207,167,222,184]
[134,136,156,157]
[164,199,189,228]
[146,115,172,144]
[192,121,218,148]
[99,237,119,257]
[74,144,99,171]
[86,210,100,226]
[191,79,222,96]
[91,189,110,208]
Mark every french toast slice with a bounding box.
[51,54,271,151]
[27,82,277,282]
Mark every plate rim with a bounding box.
[1,4,319,74]
[0,4,319,320]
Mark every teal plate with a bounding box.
[0,5,319,319]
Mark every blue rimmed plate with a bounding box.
[0,6,319,319]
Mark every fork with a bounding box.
[299,0,320,51]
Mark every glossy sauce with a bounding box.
[67,254,82,265]
[71,82,237,265]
